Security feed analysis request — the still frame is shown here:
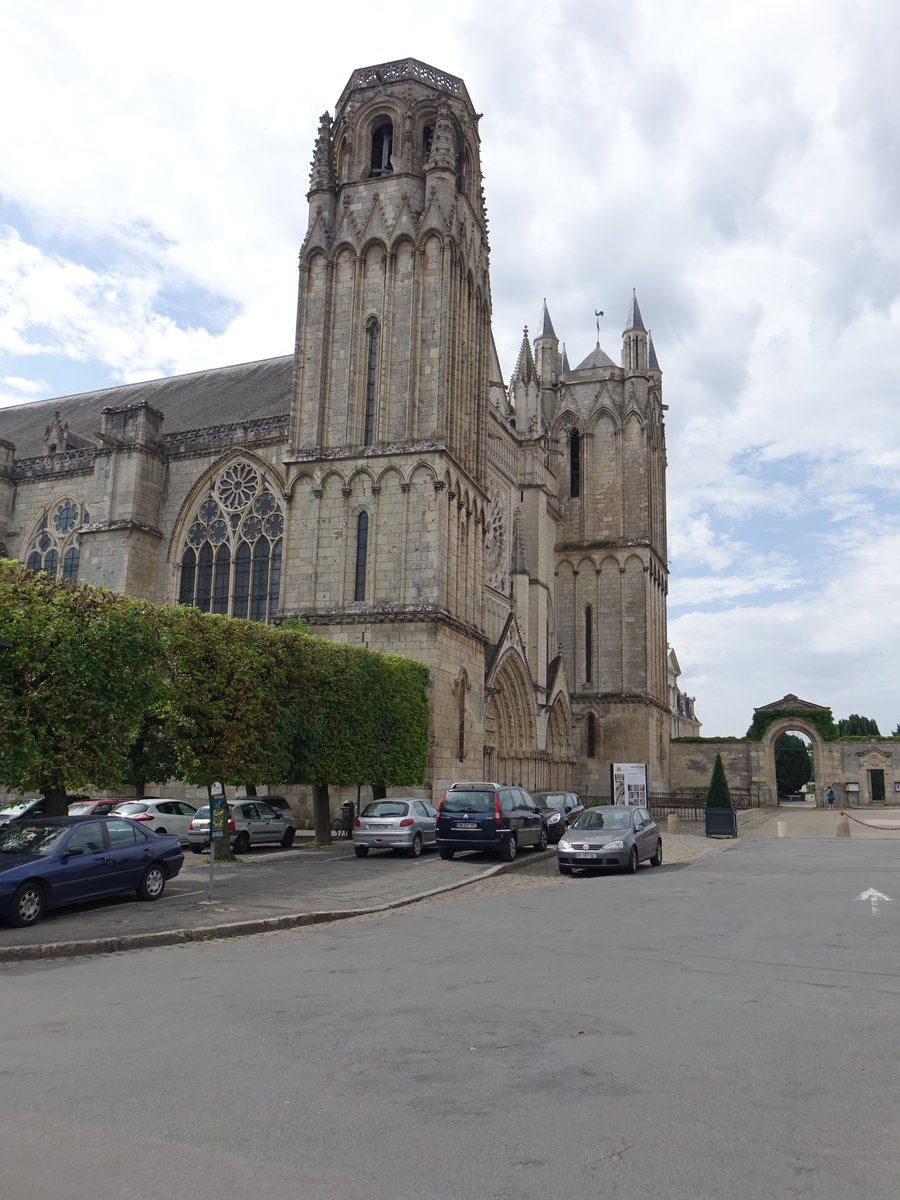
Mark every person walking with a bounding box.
[827,786,836,810]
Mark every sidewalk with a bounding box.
[2,808,898,962]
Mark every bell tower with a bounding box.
[282,60,495,794]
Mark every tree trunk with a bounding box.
[372,784,387,801]
[312,782,332,844]
[42,783,68,818]
[245,783,257,796]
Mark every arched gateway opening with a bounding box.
[759,719,828,808]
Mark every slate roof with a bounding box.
[0,356,294,460]
[571,344,617,372]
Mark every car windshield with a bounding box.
[112,803,147,815]
[194,806,210,819]
[442,790,494,814]
[0,800,29,816]
[0,823,69,855]
[360,802,409,818]
[68,802,95,814]
[572,808,632,831]
[535,793,567,811]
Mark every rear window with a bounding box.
[361,802,409,818]
[442,790,495,814]
[112,803,148,815]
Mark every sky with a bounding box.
[1,0,898,737]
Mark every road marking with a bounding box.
[857,888,893,915]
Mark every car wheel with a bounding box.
[439,848,455,860]
[409,832,423,858]
[502,833,517,862]
[156,827,167,836]
[190,844,204,854]
[233,832,250,854]
[354,845,369,858]
[627,846,639,874]
[535,827,548,852]
[281,828,295,848]
[9,881,45,926]
[650,839,663,867]
[558,863,572,876]
[137,864,166,901]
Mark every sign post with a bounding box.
[208,782,226,901]
[610,762,648,807]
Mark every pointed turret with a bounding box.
[561,343,570,374]
[511,326,537,388]
[308,112,336,196]
[622,289,649,373]
[534,299,561,391]
[508,326,542,433]
[648,331,660,373]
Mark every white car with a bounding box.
[110,799,198,844]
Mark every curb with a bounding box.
[0,857,519,964]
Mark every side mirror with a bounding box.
[63,847,85,859]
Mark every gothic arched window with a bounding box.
[569,428,581,499]
[24,498,88,582]
[364,321,379,446]
[178,461,284,623]
[370,121,393,176]
[354,511,369,602]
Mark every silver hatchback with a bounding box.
[352,798,437,858]
[188,799,295,853]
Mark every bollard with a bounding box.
[667,813,681,835]
[777,820,787,838]
[836,815,851,838]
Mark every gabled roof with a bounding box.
[0,356,294,460]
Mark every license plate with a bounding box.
[454,822,477,830]
[575,851,601,860]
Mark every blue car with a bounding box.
[0,816,184,927]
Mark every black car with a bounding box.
[435,782,548,861]
[531,790,584,842]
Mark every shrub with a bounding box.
[706,754,733,808]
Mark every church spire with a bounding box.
[648,331,660,372]
[624,289,646,332]
[538,298,556,341]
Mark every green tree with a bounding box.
[837,714,881,737]
[0,562,164,814]
[706,754,732,808]
[774,732,812,796]
[158,606,298,855]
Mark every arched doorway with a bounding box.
[759,719,830,808]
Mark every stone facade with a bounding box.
[0,58,686,802]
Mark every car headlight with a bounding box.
[603,839,625,851]
[547,812,561,824]
[558,838,572,852]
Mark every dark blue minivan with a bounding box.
[435,782,548,861]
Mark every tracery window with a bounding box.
[24,499,88,582]
[178,462,283,623]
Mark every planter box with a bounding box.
[705,805,738,838]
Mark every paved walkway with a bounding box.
[2,806,898,962]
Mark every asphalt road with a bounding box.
[2,835,899,1199]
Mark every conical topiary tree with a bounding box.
[706,753,732,808]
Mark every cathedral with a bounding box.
[0,59,698,801]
